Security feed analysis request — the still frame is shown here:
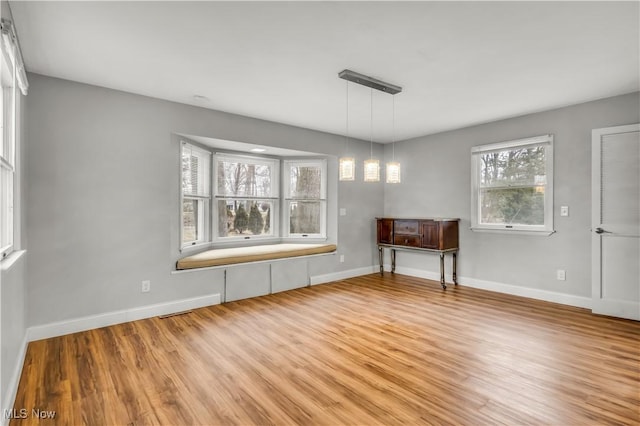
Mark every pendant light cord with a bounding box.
[392,95,396,161]
[345,80,349,152]
[370,88,373,159]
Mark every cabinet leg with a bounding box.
[440,252,446,289]
[378,247,384,275]
[452,252,458,285]
[391,249,396,274]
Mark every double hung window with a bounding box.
[471,134,554,234]
[181,142,211,247]
[213,154,279,241]
[1,20,17,257]
[284,160,327,238]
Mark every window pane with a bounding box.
[289,165,322,199]
[289,201,321,234]
[472,136,553,232]
[182,154,199,194]
[217,160,272,197]
[480,146,546,188]
[217,200,273,237]
[182,199,200,244]
[182,146,209,196]
[1,54,15,162]
[1,166,13,250]
[1,43,15,254]
[480,187,545,226]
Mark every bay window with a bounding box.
[179,144,328,249]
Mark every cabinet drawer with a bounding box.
[394,220,419,234]
[394,234,421,247]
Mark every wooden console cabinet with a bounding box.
[376,218,459,289]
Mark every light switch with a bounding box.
[560,206,569,217]
[339,208,347,216]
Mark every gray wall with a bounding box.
[384,92,640,297]
[24,74,637,330]
[25,73,384,327]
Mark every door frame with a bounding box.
[591,123,640,320]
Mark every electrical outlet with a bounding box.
[556,270,566,281]
[560,206,569,217]
[340,255,345,263]
[141,280,151,293]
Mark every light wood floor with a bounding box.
[11,274,640,425]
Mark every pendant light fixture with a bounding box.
[386,95,401,183]
[339,80,355,181]
[363,88,380,182]
[338,69,402,183]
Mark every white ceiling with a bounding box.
[10,1,640,143]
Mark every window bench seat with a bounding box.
[176,243,337,270]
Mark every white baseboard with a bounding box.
[389,265,446,282]
[5,265,592,423]
[25,266,591,342]
[2,335,28,426]
[391,265,592,309]
[460,275,592,309]
[27,293,221,342]
[310,265,378,285]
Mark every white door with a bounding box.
[592,124,640,320]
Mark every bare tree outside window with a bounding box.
[182,199,198,242]
[479,146,546,226]
[181,150,328,246]
[215,157,276,238]
[289,165,322,233]
[289,166,321,198]
[286,161,326,237]
[217,160,271,197]
[471,135,553,234]
[181,143,210,246]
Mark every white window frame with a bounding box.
[180,142,211,249]
[212,153,280,243]
[283,159,327,240]
[471,134,554,236]
[177,146,332,250]
[1,21,17,258]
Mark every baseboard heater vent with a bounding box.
[158,310,193,319]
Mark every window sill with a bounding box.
[181,237,286,254]
[180,241,213,254]
[1,249,26,272]
[471,227,555,237]
[210,236,282,248]
[283,236,327,243]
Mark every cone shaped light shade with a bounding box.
[339,157,355,181]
